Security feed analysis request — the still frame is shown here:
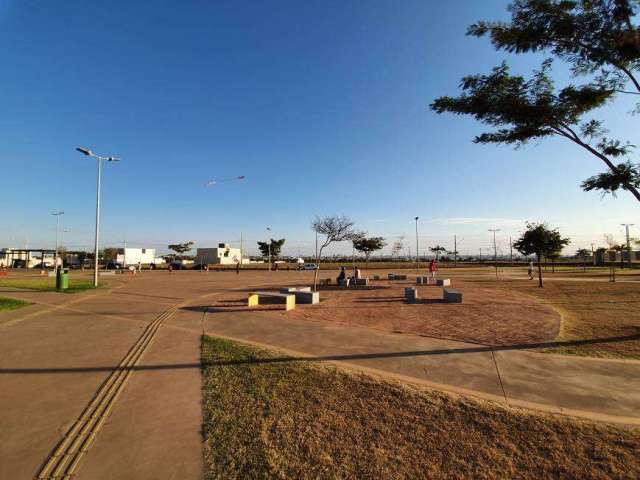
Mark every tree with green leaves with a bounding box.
[575,248,591,272]
[311,215,357,291]
[429,245,447,262]
[431,0,640,202]
[513,222,570,287]
[257,239,285,260]
[168,241,194,259]
[352,235,387,269]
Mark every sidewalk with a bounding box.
[200,310,640,424]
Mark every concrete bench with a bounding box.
[248,291,296,311]
[320,278,332,287]
[295,290,320,304]
[373,275,380,280]
[280,286,312,294]
[338,278,350,287]
[350,277,369,286]
[405,287,419,302]
[389,274,407,281]
[279,287,319,304]
[443,288,462,303]
[436,279,451,287]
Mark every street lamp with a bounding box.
[488,228,501,278]
[52,211,64,271]
[76,147,120,287]
[414,217,419,273]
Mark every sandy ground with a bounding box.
[209,278,561,346]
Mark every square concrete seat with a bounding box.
[388,273,396,280]
[405,287,418,302]
[436,279,451,287]
[443,288,462,303]
[393,274,407,281]
[373,275,380,280]
[351,278,369,286]
[294,290,319,304]
[338,278,350,287]
[248,291,296,311]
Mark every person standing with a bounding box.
[429,259,437,280]
[236,259,240,275]
[527,260,534,280]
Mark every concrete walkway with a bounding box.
[198,308,640,424]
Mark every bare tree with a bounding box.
[391,235,405,260]
[311,215,357,291]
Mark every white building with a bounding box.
[116,248,157,266]
[196,243,248,265]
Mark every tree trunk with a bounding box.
[312,246,324,292]
[537,253,543,288]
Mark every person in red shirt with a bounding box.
[429,259,437,280]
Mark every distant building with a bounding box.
[196,243,248,265]
[115,248,157,266]
[0,248,56,268]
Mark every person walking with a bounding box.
[236,259,240,275]
[527,260,534,280]
[429,259,437,280]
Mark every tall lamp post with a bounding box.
[76,147,120,287]
[414,217,419,273]
[52,211,64,271]
[621,224,635,268]
[488,228,501,278]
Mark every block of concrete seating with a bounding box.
[443,288,462,303]
[248,291,296,311]
[280,286,312,294]
[416,277,425,285]
[436,279,451,287]
[388,273,396,280]
[338,278,350,287]
[351,277,369,286]
[405,287,419,302]
[393,274,407,281]
[294,290,320,304]
[373,275,380,280]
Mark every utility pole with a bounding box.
[266,227,271,272]
[415,217,420,273]
[453,235,457,268]
[479,247,482,263]
[621,224,635,269]
[240,232,243,269]
[591,242,596,267]
[509,236,513,266]
[488,229,500,278]
[52,211,64,271]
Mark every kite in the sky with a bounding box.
[205,175,245,187]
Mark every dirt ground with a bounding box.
[210,277,561,346]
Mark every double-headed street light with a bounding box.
[76,147,120,287]
[52,211,64,271]
[414,217,420,273]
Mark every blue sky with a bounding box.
[1,0,638,257]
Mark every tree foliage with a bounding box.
[513,222,570,286]
[352,235,387,263]
[311,215,357,290]
[168,241,194,258]
[432,0,640,201]
[257,239,286,259]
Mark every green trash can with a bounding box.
[56,268,69,291]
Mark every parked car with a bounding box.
[106,261,122,270]
[298,263,319,270]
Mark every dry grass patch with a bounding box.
[202,336,640,480]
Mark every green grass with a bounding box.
[0,277,102,293]
[201,336,640,480]
[0,296,30,311]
